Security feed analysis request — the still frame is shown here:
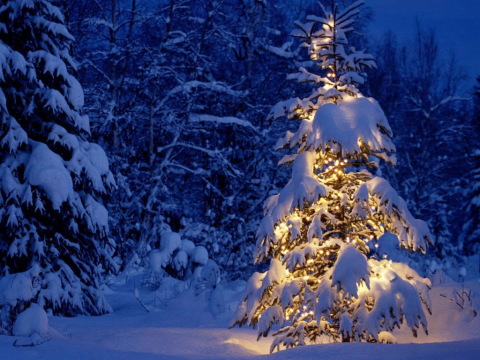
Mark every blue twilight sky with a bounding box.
[365,0,480,91]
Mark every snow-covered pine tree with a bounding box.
[0,0,115,318]
[230,1,433,351]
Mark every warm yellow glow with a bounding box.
[307,259,314,265]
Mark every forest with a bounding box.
[0,0,479,355]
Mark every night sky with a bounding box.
[367,0,480,91]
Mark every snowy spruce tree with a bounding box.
[0,0,115,322]
[231,1,433,351]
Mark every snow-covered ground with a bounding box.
[1,277,480,360]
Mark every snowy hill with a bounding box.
[1,278,479,360]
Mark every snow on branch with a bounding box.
[306,95,395,157]
[189,113,258,132]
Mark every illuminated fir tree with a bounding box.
[231,0,433,351]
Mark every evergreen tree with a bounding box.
[0,0,115,318]
[231,1,432,351]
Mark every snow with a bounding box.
[307,95,395,157]
[84,195,109,235]
[13,304,49,338]
[192,246,209,265]
[0,278,479,359]
[66,74,84,109]
[25,142,73,210]
[0,266,39,307]
[181,239,195,255]
[261,151,330,227]
[331,245,369,298]
[189,114,258,132]
[160,232,182,254]
[148,249,170,272]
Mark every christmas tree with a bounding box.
[231,0,433,351]
[0,0,115,323]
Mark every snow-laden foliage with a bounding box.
[231,1,433,351]
[13,303,50,346]
[142,231,220,292]
[0,265,40,335]
[0,0,115,317]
